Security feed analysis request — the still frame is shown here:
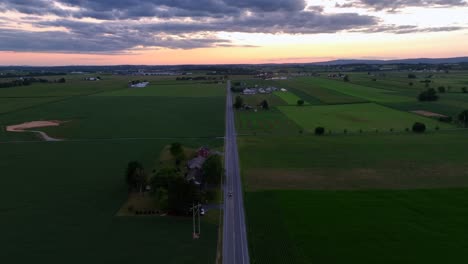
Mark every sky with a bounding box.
[0,0,467,65]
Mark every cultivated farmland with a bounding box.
[247,189,468,264]
[273,91,309,105]
[234,72,468,264]
[278,103,453,133]
[0,75,225,263]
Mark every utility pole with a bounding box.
[192,203,201,239]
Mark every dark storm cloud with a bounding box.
[0,28,231,53]
[38,11,378,34]
[0,0,70,16]
[336,0,467,11]
[75,0,305,20]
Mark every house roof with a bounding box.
[187,156,206,169]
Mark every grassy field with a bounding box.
[273,91,309,105]
[247,189,468,264]
[0,139,221,263]
[239,93,287,107]
[235,108,302,135]
[300,77,412,103]
[0,75,127,97]
[278,103,453,133]
[234,73,468,264]
[97,82,225,97]
[0,75,225,263]
[240,131,468,263]
[1,96,225,140]
[239,132,468,190]
[274,79,364,104]
[0,97,67,114]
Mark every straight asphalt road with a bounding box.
[222,80,250,264]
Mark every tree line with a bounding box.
[0,77,65,88]
[0,72,67,78]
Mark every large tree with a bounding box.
[168,177,200,215]
[151,167,180,190]
[418,88,438,101]
[170,142,183,157]
[202,155,223,185]
[458,110,468,127]
[260,100,269,110]
[234,96,243,109]
[125,161,146,193]
[169,142,185,163]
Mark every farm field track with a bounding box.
[277,103,453,133]
[246,189,468,264]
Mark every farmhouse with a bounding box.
[186,146,213,184]
[270,76,288,80]
[243,88,257,95]
[327,73,346,78]
[129,81,150,88]
[85,77,101,81]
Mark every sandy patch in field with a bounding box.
[6,120,65,141]
[411,110,447,118]
[6,120,62,132]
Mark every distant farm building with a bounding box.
[85,77,101,81]
[129,81,150,88]
[243,88,257,95]
[270,76,288,80]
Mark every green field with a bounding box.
[0,75,224,263]
[278,103,453,133]
[298,77,412,103]
[0,75,127,97]
[241,132,468,263]
[241,72,468,264]
[1,96,225,140]
[235,108,302,135]
[239,132,468,189]
[0,97,67,114]
[273,91,309,105]
[273,79,363,104]
[247,189,468,264]
[97,82,225,97]
[0,139,221,263]
[239,93,287,107]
